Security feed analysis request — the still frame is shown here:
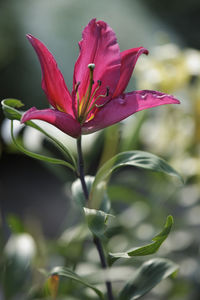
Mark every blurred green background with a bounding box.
[1,0,200,299]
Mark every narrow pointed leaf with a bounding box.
[50,266,104,299]
[1,99,76,167]
[90,151,183,208]
[119,258,179,300]
[72,177,112,237]
[27,120,77,167]
[109,216,173,264]
[10,121,75,171]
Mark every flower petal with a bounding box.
[73,19,121,106]
[82,90,180,134]
[27,34,74,117]
[21,108,81,138]
[113,47,148,98]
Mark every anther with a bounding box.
[106,86,109,97]
[75,81,81,93]
[97,80,102,86]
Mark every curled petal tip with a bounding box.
[137,47,149,56]
[26,34,40,51]
[26,33,34,42]
[26,33,32,38]
[171,97,180,104]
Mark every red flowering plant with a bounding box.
[1,19,182,300]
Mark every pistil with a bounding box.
[78,64,95,123]
[76,64,110,124]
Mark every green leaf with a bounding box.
[71,177,112,237]
[25,120,76,167]
[119,258,179,300]
[83,207,113,237]
[1,99,24,120]
[109,216,173,264]
[10,120,76,171]
[98,123,120,167]
[72,176,94,207]
[72,176,111,212]
[1,99,77,168]
[90,151,183,209]
[6,215,25,234]
[50,266,104,299]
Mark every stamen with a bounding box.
[76,63,111,123]
[75,81,81,118]
[85,86,110,115]
[94,87,110,105]
[95,98,110,108]
[75,81,80,93]
[86,80,102,110]
[76,91,80,118]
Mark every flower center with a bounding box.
[76,63,109,124]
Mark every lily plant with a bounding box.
[1,18,182,300]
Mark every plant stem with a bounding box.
[77,136,89,199]
[93,236,114,300]
[76,136,114,300]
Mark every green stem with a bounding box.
[76,136,114,300]
[93,236,114,300]
[77,137,89,199]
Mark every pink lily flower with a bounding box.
[21,19,180,138]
